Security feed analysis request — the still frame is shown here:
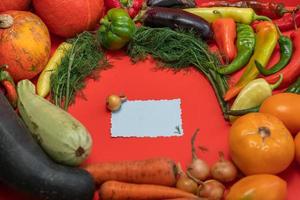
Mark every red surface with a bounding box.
[0,0,299,200]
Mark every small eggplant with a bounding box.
[143,7,213,40]
[147,0,196,8]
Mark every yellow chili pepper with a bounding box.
[37,42,72,97]
[184,7,271,24]
[224,21,279,101]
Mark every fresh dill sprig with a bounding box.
[50,31,108,109]
[127,26,229,120]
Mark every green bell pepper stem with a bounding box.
[255,35,293,76]
[218,24,255,75]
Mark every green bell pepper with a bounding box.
[98,8,136,50]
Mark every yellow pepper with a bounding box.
[224,21,279,101]
[184,7,271,24]
[37,42,72,97]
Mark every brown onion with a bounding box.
[106,95,127,112]
[197,179,225,200]
[210,152,237,183]
[176,163,198,194]
[187,129,210,181]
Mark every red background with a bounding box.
[0,0,299,200]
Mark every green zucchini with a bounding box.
[17,80,92,166]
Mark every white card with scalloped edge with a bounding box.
[111,99,183,137]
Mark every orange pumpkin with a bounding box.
[0,11,51,81]
[226,174,287,200]
[229,112,294,175]
[33,0,104,38]
[294,132,300,165]
[0,0,31,12]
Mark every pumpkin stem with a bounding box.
[0,14,14,29]
[258,127,271,140]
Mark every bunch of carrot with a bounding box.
[84,157,201,200]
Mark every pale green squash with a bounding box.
[17,80,92,166]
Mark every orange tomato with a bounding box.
[260,93,300,135]
[229,112,294,175]
[294,132,300,165]
[226,174,287,200]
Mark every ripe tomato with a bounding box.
[260,93,300,135]
[229,113,294,175]
[294,132,300,165]
[226,174,287,200]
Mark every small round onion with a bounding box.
[197,179,225,200]
[106,95,126,111]
[187,129,210,181]
[210,152,237,183]
[176,163,198,194]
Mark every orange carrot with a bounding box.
[84,157,177,186]
[99,181,201,200]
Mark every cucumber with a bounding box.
[0,92,95,200]
[17,80,92,166]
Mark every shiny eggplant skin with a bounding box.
[0,93,95,200]
[147,0,195,8]
[143,7,213,40]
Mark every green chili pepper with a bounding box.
[228,74,283,121]
[255,35,293,76]
[286,76,300,94]
[218,23,255,75]
[98,8,136,50]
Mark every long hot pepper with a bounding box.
[224,21,278,101]
[184,7,271,24]
[218,23,255,75]
[212,18,237,63]
[198,1,287,19]
[255,33,293,76]
[264,29,300,89]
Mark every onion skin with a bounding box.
[210,152,238,183]
[197,180,225,200]
[187,159,210,181]
[33,0,104,38]
[176,164,198,194]
[106,95,127,112]
[187,129,210,181]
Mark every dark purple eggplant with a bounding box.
[147,0,195,8]
[143,7,213,40]
[0,92,95,200]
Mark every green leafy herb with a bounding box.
[50,32,108,109]
[127,26,229,119]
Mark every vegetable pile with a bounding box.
[0,0,300,200]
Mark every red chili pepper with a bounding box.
[0,68,17,108]
[274,10,300,32]
[212,18,237,63]
[127,0,144,18]
[104,0,144,18]
[105,0,122,10]
[199,1,287,19]
[264,29,300,89]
